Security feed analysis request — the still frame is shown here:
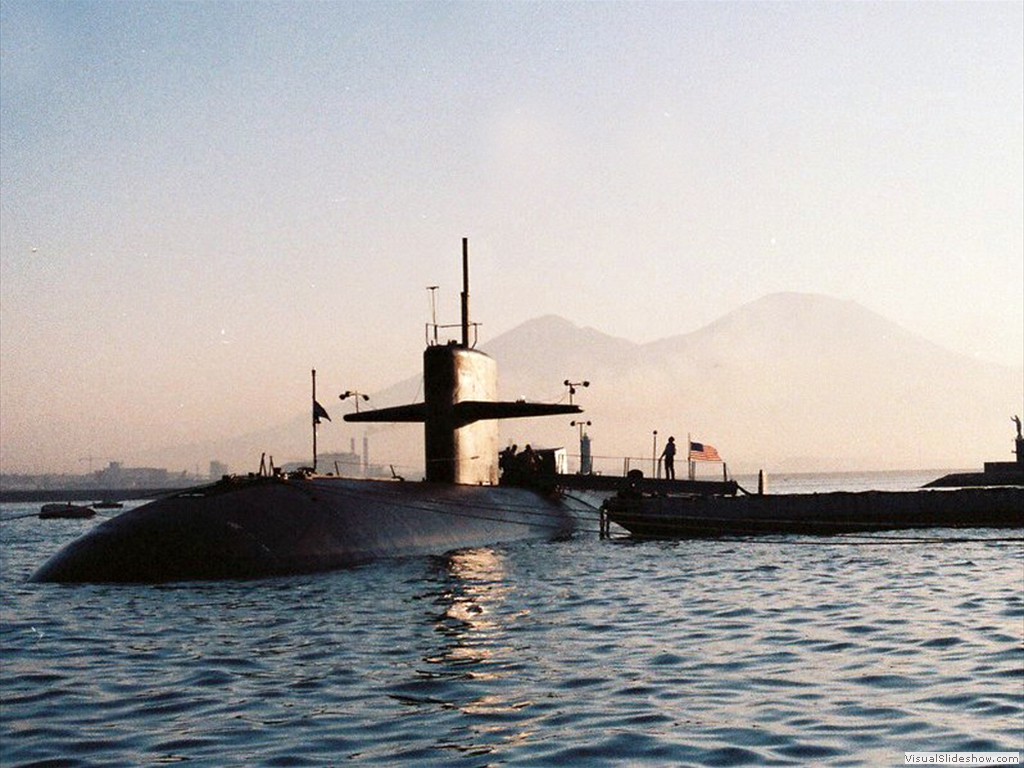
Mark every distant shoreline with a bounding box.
[0,487,193,503]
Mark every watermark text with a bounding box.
[906,753,1019,765]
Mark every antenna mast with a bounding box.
[460,237,470,347]
[312,368,318,471]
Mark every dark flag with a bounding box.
[313,400,331,424]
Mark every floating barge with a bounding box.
[602,423,1024,538]
[602,486,1024,538]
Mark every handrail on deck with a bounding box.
[425,322,481,348]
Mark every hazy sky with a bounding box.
[1,1,1022,474]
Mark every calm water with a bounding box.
[1,472,1022,767]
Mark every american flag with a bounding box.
[688,440,722,462]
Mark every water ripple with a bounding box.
[2,501,1022,766]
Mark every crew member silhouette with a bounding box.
[661,436,677,480]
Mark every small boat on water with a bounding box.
[39,503,96,520]
[602,485,1024,539]
[91,500,124,510]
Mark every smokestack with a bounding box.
[461,237,470,347]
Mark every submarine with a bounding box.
[32,240,591,584]
[924,418,1024,488]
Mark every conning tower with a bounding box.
[346,239,579,484]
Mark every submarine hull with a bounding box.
[31,475,580,584]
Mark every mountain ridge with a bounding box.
[138,291,1023,475]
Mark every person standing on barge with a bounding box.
[661,436,677,480]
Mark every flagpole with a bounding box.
[688,432,694,481]
[652,430,658,478]
[312,368,318,472]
